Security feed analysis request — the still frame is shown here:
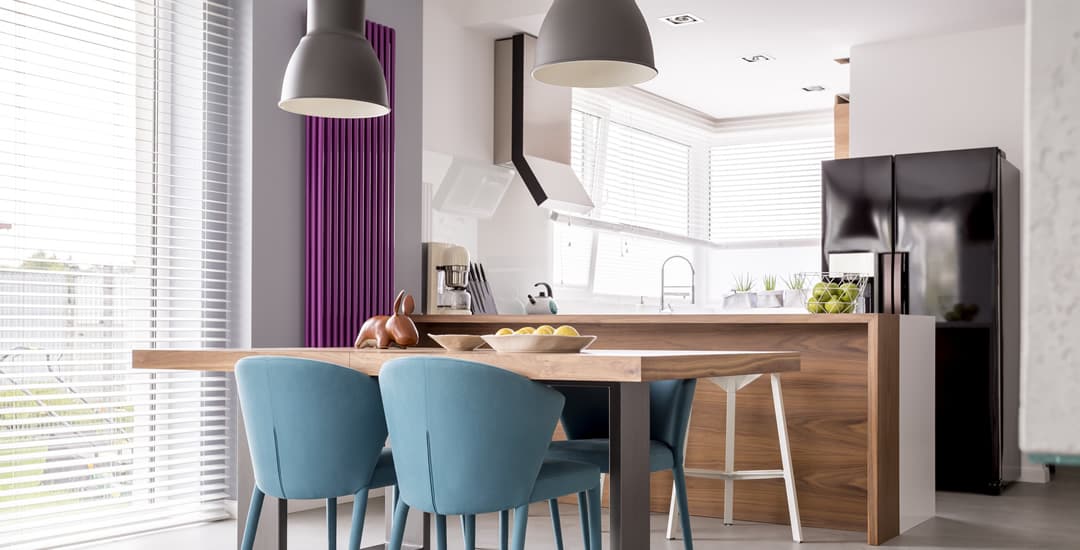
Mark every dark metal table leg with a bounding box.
[609,382,651,550]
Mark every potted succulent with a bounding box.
[782,273,810,309]
[723,273,757,310]
[756,273,783,308]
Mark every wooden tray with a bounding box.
[480,334,597,353]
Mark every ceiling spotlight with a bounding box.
[802,85,826,92]
[741,54,774,63]
[661,13,703,26]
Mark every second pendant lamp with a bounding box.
[533,0,657,88]
[279,0,390,118]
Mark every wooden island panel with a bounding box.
[414,314,900,544]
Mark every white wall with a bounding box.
[850,25,1025,166]
[422,3,553,313]
[1021,0,1080,459]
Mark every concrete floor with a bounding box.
[92,468,1080,549]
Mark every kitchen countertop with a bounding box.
[413,313,887,325]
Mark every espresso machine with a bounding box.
[423,242,472,315]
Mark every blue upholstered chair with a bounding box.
[236,356,396,550]
[379,357,603,550]
[547,380,698,550]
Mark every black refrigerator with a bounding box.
[822,147,1021,495]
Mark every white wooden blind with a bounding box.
[709,138,833,243]
[599,122,691,235]
[0,1,233,547]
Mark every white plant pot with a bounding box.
[723,292,757,310]
[782,289,809,309]
[756,290,784,308]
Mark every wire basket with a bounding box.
[797,272,869,314]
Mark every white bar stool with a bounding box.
[666,373,803,542]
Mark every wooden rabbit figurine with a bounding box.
[355,290,420,349]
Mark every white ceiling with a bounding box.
[457,0,1025,119]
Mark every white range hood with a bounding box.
[494,33,595,214]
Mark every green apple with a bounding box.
[812,282,829,300]
[825,296,845,314]
[826,282,842,297]
[840,282,860,302]
[806,299,825,314]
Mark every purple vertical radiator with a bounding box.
[305,22,395,347]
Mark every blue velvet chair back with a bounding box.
[379,357,565,515]
[236,356,389,500]
[556,380,697,459]
[648,379,697,460]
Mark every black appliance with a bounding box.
[822,147,1021,495]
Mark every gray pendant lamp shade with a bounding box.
[279,0,390,118]
[533,0,657,88]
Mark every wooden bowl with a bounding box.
[429,334,487,352]
[480,334,597,354]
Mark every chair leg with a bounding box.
[549,499,565,550]
[241,487,265,550]
[672,466,694,550]
[771,373,803,542]
[599,473,606,503]
[665,481,679,540]
[512,504,530,550]
[499,509,510,550]
[723,378,737,526]
[462,514,476,550]
[576,492,591,550]
[435,514,448,550]
[323,497,336,550]
[347,489,369,550]
[586,484,602,550]
[387,498,410,550]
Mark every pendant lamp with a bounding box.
[533,0,657,88]
[279,0,390,118]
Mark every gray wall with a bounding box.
[239,0,423,349]
[369,0,423,303]
[249,0,306,347]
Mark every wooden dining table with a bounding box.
[132,347,800,550]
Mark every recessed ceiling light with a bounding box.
[660,13,703,26]
[802,85,826,92]
[741,54,774,63]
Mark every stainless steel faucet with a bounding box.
[660,255,695,313]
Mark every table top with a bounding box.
[132,347,800,382]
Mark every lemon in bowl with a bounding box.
[554,325,580,337]
[495,327,514,336]
[536,325,556,335]
[514,327,536,335]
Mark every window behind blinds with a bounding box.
[591,122,691,236]
[570,109,600,197]
[0,1,233,547]
[709,138,833,243]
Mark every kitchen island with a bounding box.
[413,313,935,545]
